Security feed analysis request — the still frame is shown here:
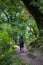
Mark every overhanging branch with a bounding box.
[22,0,43,29]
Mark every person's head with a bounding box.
[21,33,22,36]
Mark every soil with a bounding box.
[16,45,43,65]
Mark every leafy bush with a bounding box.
[0,23,20,43]
[0,31,13,54]
[0,23,15,65]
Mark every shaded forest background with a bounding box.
[0,0,43,65]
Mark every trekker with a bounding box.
[19,34,24,51]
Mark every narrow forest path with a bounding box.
[16,45,43,65]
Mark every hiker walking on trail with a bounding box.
[19,34,24,51]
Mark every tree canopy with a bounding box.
[0,0,43,65]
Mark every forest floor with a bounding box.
[16,45,43,65]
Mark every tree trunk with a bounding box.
[22,0,43,47]
[22,0,43,29]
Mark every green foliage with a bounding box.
[0,0,42,65]
[25,17,39,43]
[0,0,40,47]
[0,30,13,54]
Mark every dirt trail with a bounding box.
[16,45,43,65]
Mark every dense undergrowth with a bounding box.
[0,0,43,65]
[0,48,31,65]
[0,22,43,65]
[0,23,31,65]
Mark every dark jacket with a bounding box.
[19,35,24,48]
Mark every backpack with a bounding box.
[19,35,24,43]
